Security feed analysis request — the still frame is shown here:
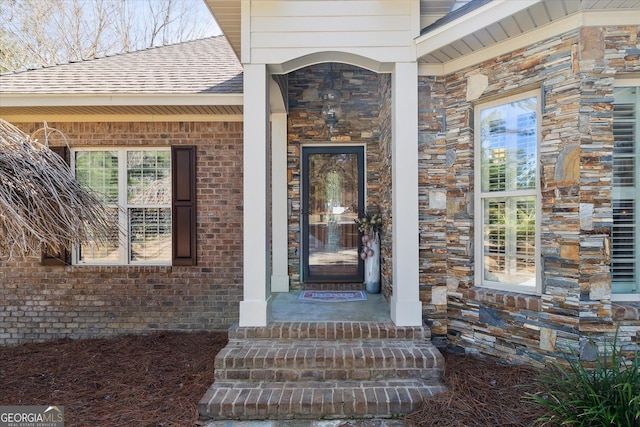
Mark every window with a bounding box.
[612,84,640,299]
[73,148,172,265]
[475,91,540,293]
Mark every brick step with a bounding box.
[228,321,429,341]
[198,379,447,420]
[214,340,443,382]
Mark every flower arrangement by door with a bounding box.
[355,212,382,293]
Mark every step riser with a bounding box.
[216,367,442,382]
[199,322,446,421]
[228,322,428,341]
[200,384,447,420]
[215,350,441,370]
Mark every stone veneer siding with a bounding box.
[286,63,387,289]
[377,74,393,300]
[0,121,243,345]
[419,26,640,363]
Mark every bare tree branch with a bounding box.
[0,119,117,259]
[0,0,218,72]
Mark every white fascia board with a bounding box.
[415,0,542,59]
[418,9,640,77]
[0,93,244,107]
[582,8,640,27]
[0,113,244,123]
[241,0,251,64]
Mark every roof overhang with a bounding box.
[0,93,244,122]
[416,0,541,61]
[203,0,242,60]
[416,0,640,76]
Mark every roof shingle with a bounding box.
[0,36,242,95]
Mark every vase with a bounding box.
[364,232,380,294]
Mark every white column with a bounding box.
[271,112,289,292]
[239,63,272,326]
[390,61,422,326]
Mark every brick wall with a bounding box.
[418,26,640,363]
[0,121,243,345]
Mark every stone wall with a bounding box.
[378,74,393,299]
[286,63,386,288]
[418,26,640,363]
[418,76,450,344]
[0,121,244,345]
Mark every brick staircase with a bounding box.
[198,321,446,421]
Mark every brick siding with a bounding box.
[0,121,243,345]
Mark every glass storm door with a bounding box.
[301,146,365,282]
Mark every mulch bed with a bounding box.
[0,331,227,426]
[405,350,547,427]
[0,332,547,426]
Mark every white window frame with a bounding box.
[611,79,640,302]
[71,147,172,266]
[474,89,542,294]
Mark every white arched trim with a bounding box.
[269,77,287,114]
[268,51,394,75]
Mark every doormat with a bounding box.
[298,290,367,302]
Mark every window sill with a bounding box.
[469,287,542,311]
[612,302,640,321]
[67,265,173,274]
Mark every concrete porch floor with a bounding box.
[271,291,391,322]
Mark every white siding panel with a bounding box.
[251,0,410,17]
[251,31,411,48]
[248,0,415,64]
[251,15,411,32]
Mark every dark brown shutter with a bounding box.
[41,146,70,266]
[172,146,197,266]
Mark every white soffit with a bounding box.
[417,0,640,76]
[204,0,242,59]
[0,94,244,122]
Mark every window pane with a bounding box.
[75,151,118,203]
[483,197,536,287]
[481,97,537,192]
[127,151,171,204]
[129,208,171,262]
[78,208,120,262]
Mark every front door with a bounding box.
[301,146,365,282]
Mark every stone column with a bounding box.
[239,63,272,326]
[390,61,423,326]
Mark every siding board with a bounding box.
[250,31,411,48]
[248,0,415,64]
[251,0,410,17]
[251,15,410,32]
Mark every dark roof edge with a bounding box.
[420,0,494,36]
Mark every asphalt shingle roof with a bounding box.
[0,36,242,95]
